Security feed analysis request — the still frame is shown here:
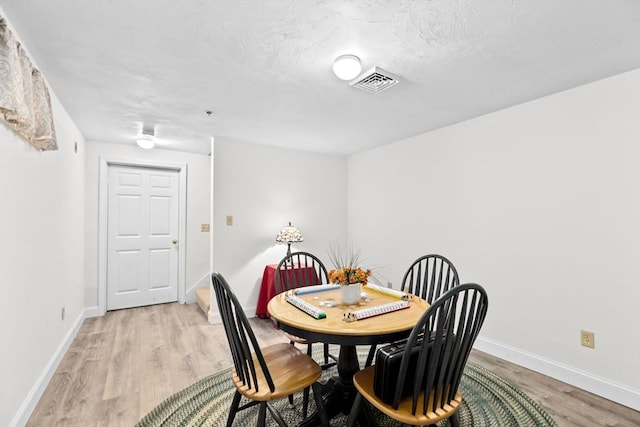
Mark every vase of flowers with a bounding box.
[327,244,371,305]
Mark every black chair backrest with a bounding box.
[401,254,460,303]
[273,251,329,294]
[392,283,488,414]
[211,272,274,393]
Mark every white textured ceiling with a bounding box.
[1,1,639,155]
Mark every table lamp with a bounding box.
[275,221,303,259]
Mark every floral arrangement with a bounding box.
[328,267,371,286]
[327,244,371,286]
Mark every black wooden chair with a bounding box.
[364,254,460,367]
[273,251,337,371]
[347,283,489,427]
[401,254,460,302]
[211,272,329,426]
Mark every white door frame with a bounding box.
[98,157,187,315]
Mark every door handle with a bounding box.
[172,239,178,245]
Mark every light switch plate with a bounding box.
[226,216,233,226]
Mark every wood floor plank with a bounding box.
[468,349,640,427]
[26,302,639,427]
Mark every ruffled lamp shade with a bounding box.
[275,222,303,258]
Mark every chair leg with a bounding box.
[346,392,363,427]
[266,401,287,427]
[257,402,267,427]
[226,391,242,427]
[289,375,313,411]
[312,382,330,427]
[365,344,376,367]
[302,386,310,418]
[287,339,300,407]
[449,412,461,427]
[319,343,337,370]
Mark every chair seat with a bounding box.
[231,342,322,401]
[353,365,462,425]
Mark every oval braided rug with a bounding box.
[136,346,557,427]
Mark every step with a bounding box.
[196,287,210,316]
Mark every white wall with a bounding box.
[348,69,640,408]
[0,87,86,424]
[211,138,348,315]
[3,2,636,419]
[83,140,211,311]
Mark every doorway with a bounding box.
[99,158,187,314]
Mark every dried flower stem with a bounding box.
[327,242,371,286]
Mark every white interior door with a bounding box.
[107,165,180,310]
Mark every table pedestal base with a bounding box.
[298,345,376,426]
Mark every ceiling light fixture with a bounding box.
[137,128,155,149]
[332,54,362,80]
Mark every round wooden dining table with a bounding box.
[268,287,429,426]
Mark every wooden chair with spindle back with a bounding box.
[364,254,460,367]
[211,272,329,426]
[273,251,337,371]
[348,283,489,427]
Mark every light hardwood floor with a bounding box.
[27,302,639,426]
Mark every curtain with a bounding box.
[30,68,57,150]
[0,17,57,151]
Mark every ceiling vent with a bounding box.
[349,67,401,94]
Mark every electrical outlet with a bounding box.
[580,330,595,348]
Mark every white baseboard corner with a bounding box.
[474,337,640,411]
[208,309,221,324]
[83,305,102,318]
[207,307,255,325]
[10,308,88,427]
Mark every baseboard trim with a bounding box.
[10,301,263,425]
[475,337,640,410]
[10,308,87,427]
[84,305,101,318]
[208,308,256,325]
[208,310,221,324]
